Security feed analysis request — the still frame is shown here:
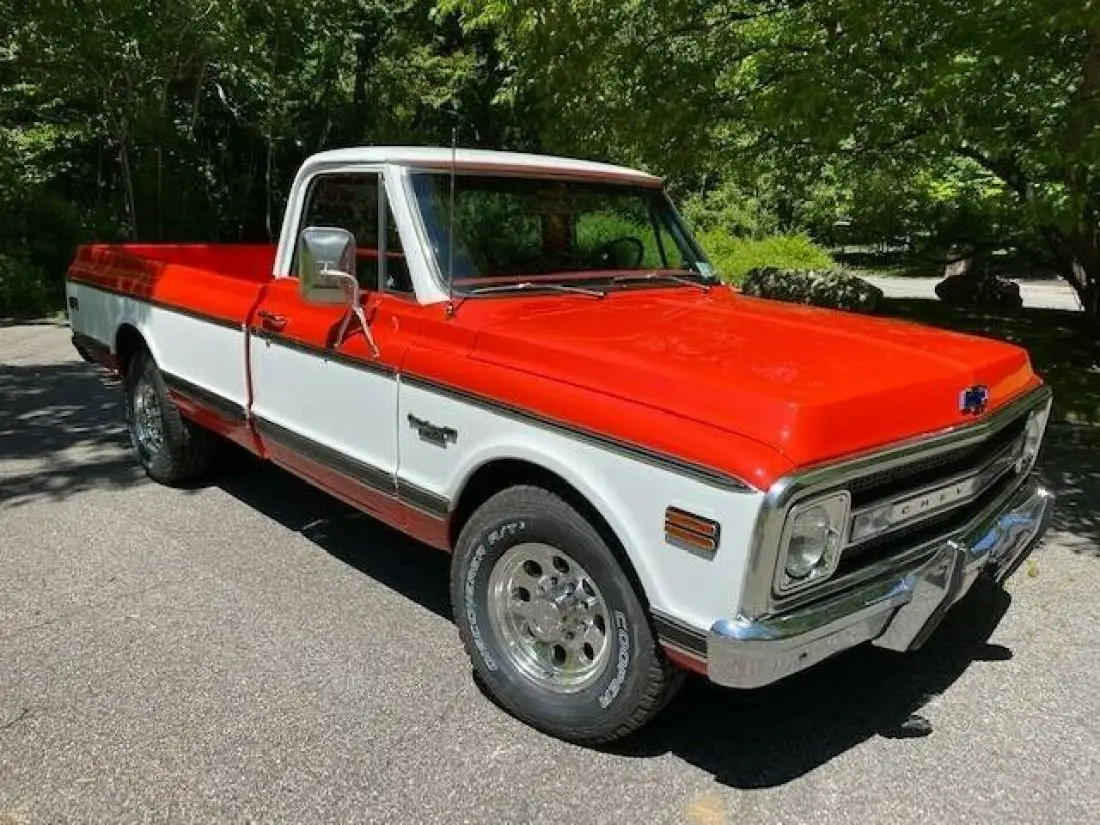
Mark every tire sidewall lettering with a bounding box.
[465,519,528,672]
[452,489,671,741]
[598,611,631,709]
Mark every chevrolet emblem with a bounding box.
[959,385,990,416]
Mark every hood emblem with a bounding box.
[959,385,990,416]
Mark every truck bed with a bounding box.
[75,243,277,283]
[68,243,278,328]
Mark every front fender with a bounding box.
[396,382,765,631]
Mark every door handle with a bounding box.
[257,309,287,331]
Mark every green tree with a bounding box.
[449,0,1100,328]
[1,0,530,315]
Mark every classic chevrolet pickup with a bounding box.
[67,147,1054,743]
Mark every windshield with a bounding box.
[408,173,714,293]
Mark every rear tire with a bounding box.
[124,350,214,485]
[451,485,682,744]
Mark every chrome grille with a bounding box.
[838,470,1019,575]
[847,416,1026,507]
[838,414,1029,570]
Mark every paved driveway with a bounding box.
[2,322,1098,824]
[862,276,1083,311]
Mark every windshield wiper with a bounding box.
[465,281,606,298]
[610,271,712,292]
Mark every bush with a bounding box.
[695,231,834,283]
[741,267,885,313]
[10,190,85,281]
[682,183,774,238]
[0,255,56,318]
[934,272,1023,311]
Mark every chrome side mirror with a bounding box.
[297,226,357,307]
[295,226,379,358]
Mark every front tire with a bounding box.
[124,350,214,485]
[451,485,682,744]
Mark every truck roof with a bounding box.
[303,146,663,187]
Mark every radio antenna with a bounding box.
[446,125,457,317]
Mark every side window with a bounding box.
[300,173,413,295]
[301,173,379,289]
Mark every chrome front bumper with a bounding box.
[707,477,1054,689]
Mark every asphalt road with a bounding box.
[862,276,1083,312]
[2,321,1098,825]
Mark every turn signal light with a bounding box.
[664,507,720,555]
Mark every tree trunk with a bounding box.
[118,137,138,239]
[1043,226,1100,333]
[1068,241,1100,333]
[1078,267,1098,330]
[156,144,163,240]
[264,127,273,241]
[1055,26,1100,334]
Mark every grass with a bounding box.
[880,298,1100,428]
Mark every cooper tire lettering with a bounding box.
[463,522,527,673]
[598,611,631,709]
[465,543,497,670]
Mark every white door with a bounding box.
[248,170,415,500]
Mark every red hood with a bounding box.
[465,288,1038,467]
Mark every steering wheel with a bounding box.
[591,236,645,269]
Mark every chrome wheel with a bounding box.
[132,377,165,457]
[487,542,612,693]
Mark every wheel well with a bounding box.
[114,324,147,376]
[448,459,651,608]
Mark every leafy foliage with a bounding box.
[0,0,531,316]
[447,0,1100,330]
[696,231,834,283]
[0,255,54,318]
[2,0,1100,333]
[741,268,885,312]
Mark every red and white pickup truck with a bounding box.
[67,147,1054,743]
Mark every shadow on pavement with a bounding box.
[1038,438,1100,553]
[216,450,452,620]
[609,580,1012,788]
[0,361,145,507]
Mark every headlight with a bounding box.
[786,506,833,578]
[1017,404,1050,473]
[775,491,850,594]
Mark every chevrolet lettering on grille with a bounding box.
[890,477,978,522]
